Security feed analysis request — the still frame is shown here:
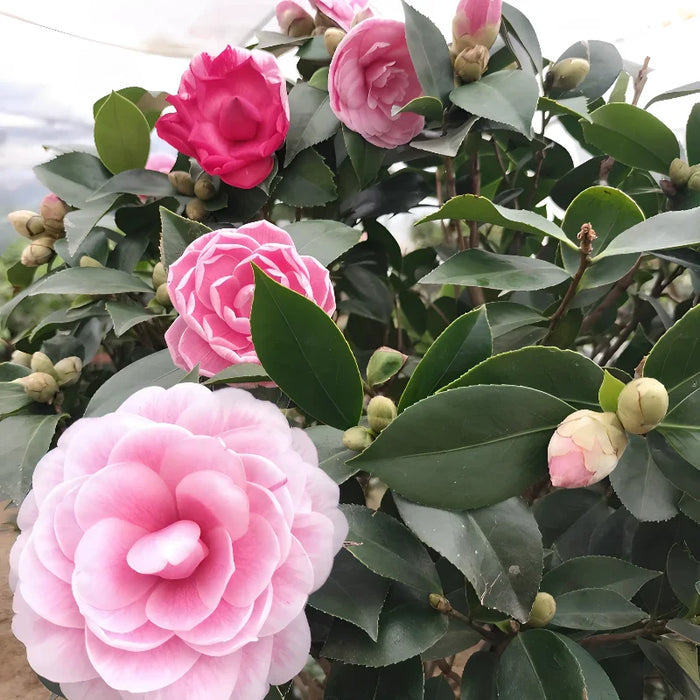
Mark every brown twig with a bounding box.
[579,622,667,647]
[632,57,651,106]
[429,594,500,644]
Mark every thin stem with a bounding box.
[444,157,466,251]
[469,152,481,250]
[429,594,500,644]
[579,622,667,647]
[631,57,651,106]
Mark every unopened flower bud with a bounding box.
[185,198,208,222]
[79,255,103,268]
[669,158,691,187]
[152,262,167,289]
[324,28,346,57]
[276,1,315,37]
[21,237,55,267]
[367,395,398,434]
[30,352,57,378]
[452,0,502,53]
[314,10,338,30]
[454,44,490,83]
[688,169,700,192]
[548,410,627,488]
[342,426,374,452]
[527,592,557,628]
[13,372,59,404]
[8,210,43,239]
[351,8,373,27]
[193,174,217,201]
[40,193,69,234]
[168,170,196,196]
[11,350,32,368]
[616,377,669,435]
[155,283,172,308]
[547,58,590,91]
[53,356,83,387]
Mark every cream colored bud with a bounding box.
[367,396,398,434]
[168,170,196,196]
[342,426,374,452]
[8,210,42,239]
[11,350,32,368]
[155,283,172,308]
[688,170,700,192]
[79,255,103,268]
[324,28,346,57]
[54,356,83,387]
[548,58,590,91]
[185,198,208,222]
[277,2,315,37]
[527,592,557,628]
[152,262,167,289]
[454,44,490,83]
[616,377,669,434]
[21,237,55,267]
[289,15,315,37]
[193,174,217,201]
[30,351,57,378]
[13,372,59,404]
[669,158,691,187]
[314,10,338,29]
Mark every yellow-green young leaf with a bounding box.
[94,91,151,174]
[598,370,625,412]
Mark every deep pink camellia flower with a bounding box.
[165,220,335,378]
[328,18,425,149]
[452,0,502,53]
[155,46,289,190]
[10,383,348,700]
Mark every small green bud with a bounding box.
[79,255,103,268]
[548,57,590,91]
[185,198,208,221]
[342,426,374,452]
[30,352,57,378]
[527,592,557,628]
[11,350,32,368]
[53,356,83,387]
[616,377,669,434]
[367,395,398,434]
[155,283,172,308]
[152,262,167,289]
[13,371,59,404]
[21,237,55,267]
[454,44,490,83]
[669,158,691,187]
[193,174,217,201]
[324,28,346,57]
[168,170,196,196]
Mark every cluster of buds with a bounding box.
[11,351,82,404]
[544,57,591,92]
[7,193,70,267]
[669,158,700,192]
[450,0,502,83]
[150,262,172,309]
[171,172,218,222]
[342,395,397,452]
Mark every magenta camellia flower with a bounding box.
[548,410,628,488]
[165,220,335,377]
[329,18,425,149]
[155,46,289,190]
[10,383,347,700]
[452,0,502,53]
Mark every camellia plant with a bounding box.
[3,0,700,697]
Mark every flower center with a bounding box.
[126,520,208,580]
[218,96,262,141]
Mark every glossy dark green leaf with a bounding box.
[19,268,152,301]
[341,504,442,594]
[667,618,700,646]
[501,2,542,74]
[308,548,390,641]
[159,207,211,268]
[648,431,700,499]
[203,363,270,386]
[398,307,491,412]
[497,629,586,700]
[688,103,700,165]
[450,70,539,138]
[443,346,603,410]
[555,633,620,700]
[680,494,700,524]
[541,555,660,599]
[105,302,165,338]
[284,83,340,166]
[580,103,680,173]
[485,302,545,338]
[555,40,622,100]
[550,588,646,630]
[460,651,498,700]
[34,152,111,207]
[411,117,477,158]
[645,81,700,108]
[64,193,123,256]
[398,95,445,122]
[283,219,362,266]
[638,638,700,700]
[424,676,454,700]
[342,127,385,188]
[250,266,362,430]
[0,382,33,416]
[94,91,151,173]
[609,434,680,522]
[419,249,571,291]
[304,425,358,484]
[667,544,700,611]
[353,385,571,509]
[324,657,424,700]
[422,615,482,661]
[396,496,543,622]
[658,388,700,469]
[276,148,337,207]
[90,169,176,198]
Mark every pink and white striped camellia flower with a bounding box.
[452,0,502,53]
[10,383,347,700]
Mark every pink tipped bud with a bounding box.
[40,193,69,234]
[452,0,502,53]
[276,1,315,36]
[312,0,372,32]
[547,410,628,488]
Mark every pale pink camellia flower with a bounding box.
[155,46,289,190]
[10,383,348,700]
[276,0,372,32]
[144,153,176,173]
[165,220,335,378]
[452,0,502,53]
[548,410,628,488]
[328,18,425,149]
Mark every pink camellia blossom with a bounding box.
[10,383,347,700]
[548,410,628,488]
[329,18,425,149]
[452,0,502,53]
[156,46,289,190]
[165,220,335,377]
[276,0,372,32]
[145,153,176,173]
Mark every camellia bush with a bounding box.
[3,0,700,697]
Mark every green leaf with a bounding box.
[90,169,176,199]
[417,195,575,249]
[598,370,625,412]
[638,638,700,700]
[422,615,482,661]
[609,434,680,522]
[276,148,337,207]
[308,548,390,641]
[160,207,212,268]
[541,555,660,600]
[324,657,425,700]
[398,307,491,412]
[647,431,700,499]
[501,3,542,74]
[658,388,700,469]
[667,544,700,611]
[497,629,586,700]
[284,83,340,166]
[609,71,630,103]
[419,249,571,291]
[443,346,603,410]
[25,267,152,297]
[342,127,385,189]
[94,91,151,174]
[593,207,700,260]
[84,350,189,417]
[353,385,572,509]
[555,40,622,101]
[396,496,543,622]
[667,618,700,646]
[644,304,700,406]
[307,66,329,90]
[304,425,358,484]
[550,588,646,630]
[283,219,362,266]
[250,266,362,430]
[402,1,454,103]
[450,70,540,138]
[580,103,680,173]
[0,413,63,502]
[0,363,31,382]
[64,193,124,256]
[341,504,442,594]
[93,87,168,129]
[555,633,621,700]
[485,302,546,338]
[410,117,478,158]
[687,104,700,165]
[203,363,270,386]
[0,382,33,416]
[366,347,407,389]
[105,302,165,338]
[538,96,590,120]
[645,81,700,109]
[34,152,111,207]
[425,676,454,700]
[398,95,445,122]
[460,651,498,700]
[680,494,700,524]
